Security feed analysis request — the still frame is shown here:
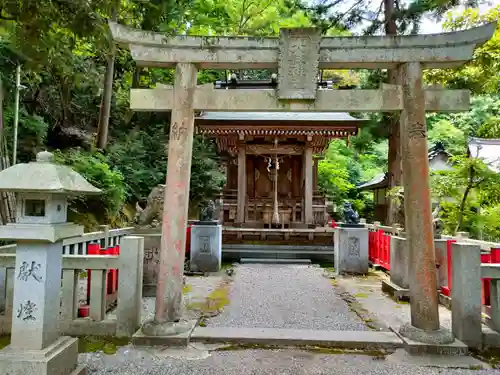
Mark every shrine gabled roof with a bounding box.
[196,112,365,122]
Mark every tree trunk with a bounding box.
[456,185,471,234]
[456,164,475,233]
[96,4,118,150]
[132,66,142,89]
[384,0,403,226]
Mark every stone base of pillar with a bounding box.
[334,227,368,275]
[399,323,454,344]
[398,323,468,355]
[0,336,86,375]
[190,223,222,273]
[135,319,197,346]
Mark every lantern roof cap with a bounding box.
[0,151,101,195]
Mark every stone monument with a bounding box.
[190,200,222,273]
[335,202,368,275]
[0,151,101,375]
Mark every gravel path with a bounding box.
[80,347,500,375]
[207,264,368,331]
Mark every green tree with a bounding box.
[431,155,500,235]
[318,139,384,218]
[425,6,500,94]
[427,119,466,156]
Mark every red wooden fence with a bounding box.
[438,240,500,308]
[79,243,120,317]
[368,229,391,271]
[78,224,193,317]
[368,231,500,313]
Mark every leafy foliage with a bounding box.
[425,6,500,94]
[431,155,500,238]
[318,139,385,219]
[53,149,126,219]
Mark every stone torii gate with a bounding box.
[110,22,495,341]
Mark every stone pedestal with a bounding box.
[334,227,368,275]
[0,241,86,374]
[451,242,482,349]
[389,236,409,289]
[11,242,61,350]
[0,336,86,375]
[190,222,222,273]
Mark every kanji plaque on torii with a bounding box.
[110,21,496,343]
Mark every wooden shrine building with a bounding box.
[196,110,364,228]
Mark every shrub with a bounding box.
[53,148,126,220]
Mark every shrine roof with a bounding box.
[196,112,365,122]
[468,137,500,173]
[358,143,451,190]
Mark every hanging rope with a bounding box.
[272,138,280,226]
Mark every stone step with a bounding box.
[190,326,404,350]
[240,258,312,264]
[223,249,334,255]
[224,244,334,251]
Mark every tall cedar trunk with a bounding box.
[96,5,118,150]
[384,0,403,225]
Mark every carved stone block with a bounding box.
[190,224,222,273]
[278,28,321,100]
[334,227,368,275]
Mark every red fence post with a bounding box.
[375,229,382,265]
[384,233,391,271]
[113,242,120,291]
[481,252,492,306]
[101,245,115,295]
[440,239,456,296]
[80,243,101,318]
[368,231,374,263]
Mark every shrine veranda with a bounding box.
[110,21,496,331]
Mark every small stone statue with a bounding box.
[343,202,360,225]
[432,203,443,238]
[199,200,216,222]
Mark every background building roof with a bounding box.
[468,137,500,173]
[358,142,450,190]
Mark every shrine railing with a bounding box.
[364,221,500,344]
[366,222,403,271]
[0,230,142,338]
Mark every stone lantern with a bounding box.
[0,151,100,375]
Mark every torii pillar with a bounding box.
[397,62,454,344]
[142,63,198,335]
